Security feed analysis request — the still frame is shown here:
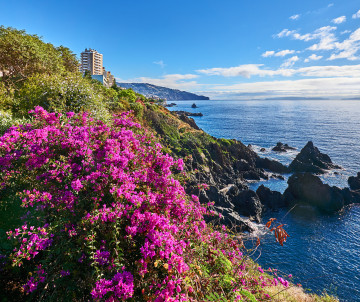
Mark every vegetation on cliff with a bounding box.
[0,26,338,301]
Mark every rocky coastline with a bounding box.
[143,105,359,232]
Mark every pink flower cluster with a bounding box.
[0,107,288,301]
[91,271,134,300]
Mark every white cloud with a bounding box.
[276,29,296,38]
[304,54,323,62]
[116,73,200,90]
[352,9,360,19]
[197,63,360,78]
[206,77,360,99]
[281,56,299,68]
[275,49,296,57]
[328,28,360,61]
[332,16,346,24]
[276,26,337,45]
[153,60,165,68]
[262,49,295,57]
[289,14,300,20]
[197,64,274,78]
[262,51,275,57]
[341,30,351,35]
[306,26,338,50]
[277,25,360,60]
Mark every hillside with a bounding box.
[117,82,209,100]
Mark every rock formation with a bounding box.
[272,142,296,152]
[288,141,341,174]
[348,172,360,190]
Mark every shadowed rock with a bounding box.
[288,141,341,174]
[272,142,296,152]
[348,172,360,190]
[284,173,344,212]
[232,190,262,222]
[256,185,287,209]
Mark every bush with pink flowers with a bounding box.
[0,107,283,301]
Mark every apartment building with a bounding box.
[80,48,103,75]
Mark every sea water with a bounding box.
[169,100,360,301]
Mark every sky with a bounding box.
[1,0,360,99]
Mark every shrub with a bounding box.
[0,107,283,301]
[14,73,110,120]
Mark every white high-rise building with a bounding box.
[80,48,103,75]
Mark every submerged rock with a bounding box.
[348,172,360,190]
[288,141,341,174]
[272,142,296,152]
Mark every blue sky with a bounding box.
[1,0,360,99]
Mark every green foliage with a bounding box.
[14,72,110,120]
[56,45,80,73]
[117,88,137,103]
[129,102,144,120]
[0,112,31,135]
[237,289,258,302]
[0,26,69,87]
[205,292,228,302]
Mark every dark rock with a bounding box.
[191,103,198,108]
[284,173,344,212]
[204,206,256,233]
[235,159,252,171]
[173,110,203,117]
[256,185,287,209]
[271,174,285,180]
[165,102,177,107]
[256,157,288,174]
[348,172,360,190]
[232,190,262,222]
[272,142,296,152]
[260,148,266,152]
[288,141,341,174]
[242,170,261,180]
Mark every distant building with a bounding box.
[80,48,103,75]
[80,48,116,87]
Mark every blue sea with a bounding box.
[168,100,360,302]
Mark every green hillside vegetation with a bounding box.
[0,26,338,302]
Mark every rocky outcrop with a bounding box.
[272,142,296,152]
[144,105,290,225]
[175,113,201,130]
[173,111,203,117]
[232,190,262,222]
[288,141,341,174]
[191,103,198,108]
[348,172,360,190]
[283,173,360,212]
[256,185,286,210]
[256,157,288,174]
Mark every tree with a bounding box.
[56,45,80,73]
[0,26,64,87]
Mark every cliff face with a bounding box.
[117,82,209,100]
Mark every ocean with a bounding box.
[168,100,360,302]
